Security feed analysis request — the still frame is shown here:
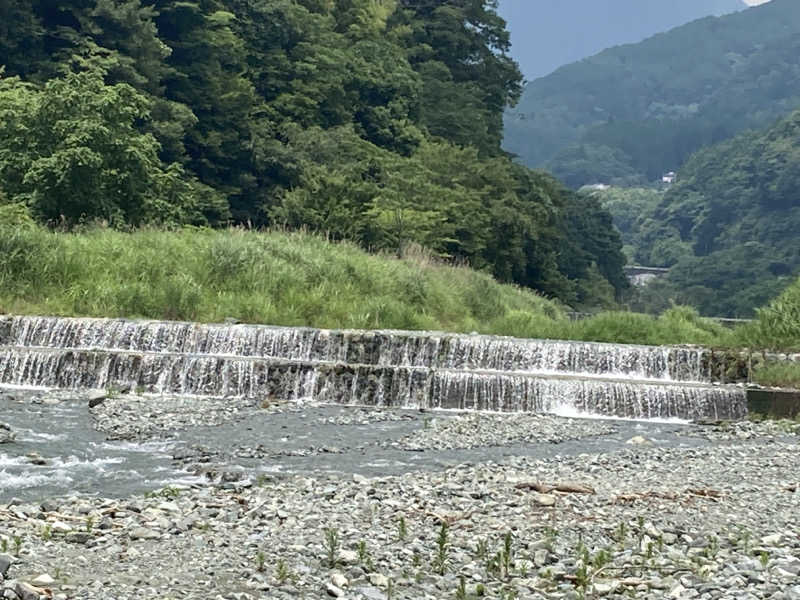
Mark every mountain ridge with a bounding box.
[503,0,800,187]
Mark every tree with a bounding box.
[0,64,227,227]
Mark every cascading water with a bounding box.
[0,315,747,420]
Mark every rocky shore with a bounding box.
[1,396,799,600]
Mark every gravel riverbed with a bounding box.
[1,394,799,600]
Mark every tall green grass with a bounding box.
[0,226,563,333]
[0,225,794,351]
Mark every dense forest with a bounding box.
[498,0,742,80]
[504,0,800,188]
[590,107,800,318]
[0,0,627,309]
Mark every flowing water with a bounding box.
[0,315,748,501]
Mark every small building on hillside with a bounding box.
[662,171,676,184]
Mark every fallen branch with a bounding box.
[423,510,475,526]
[515,481,595,494]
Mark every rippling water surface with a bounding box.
[0,387,710,503]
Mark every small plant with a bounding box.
[738,528,751,554]
[40,524,52,541]
[501,531,514,579]
[433,522,450,575]
[517,560,530,577]
[544,526,558,551]
[574,562,590,599]
[760,550,770,568]
[275,559,291,583]
[704,536,719,560]
[357,539,374,570]
[85,516,95,533]
[613,521,627,545]
[476,537,489,560]
[387,577,394,600]
[255,550,266,572]
[455,575,467,600]
[412,550,422,568]
[592,548,611,569]
[476,583,486,596]
[324,527,340,568]
[13,535,22,555]
[0,538,7,553]
[397,516,407,542]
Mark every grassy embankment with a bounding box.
[1,226,798,385]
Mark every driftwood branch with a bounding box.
[515,481,596,495]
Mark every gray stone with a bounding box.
[129,527,161,540]
[14,583,41,600]
[31,574,55,587]
[65,532,92,544]
[353,586,385,600]
[325,583,344,597]
[0,554,12,577]
[87,391,108,408]
[533,493,556,507]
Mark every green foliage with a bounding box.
[621,108,800,317]
[0,0,626,308]
[0,64,228,227]
[505,0,800,186]
[0,226,566,333]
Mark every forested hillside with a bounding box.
[498,0,743,80]
[0,0,626,308]
[592,108,800,318]
[504,0,800,187]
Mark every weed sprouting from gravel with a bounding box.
[455,575,467,600]
[324,527,340,568]
[397,516,407,542]
[275,559,291,583]
[255,551,266,572]
[433,522,450,575]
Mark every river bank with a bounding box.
[1,394,799,599]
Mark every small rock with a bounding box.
[626,435,651,445]
[325,583,345,597]
[31,574,55,587]
[65,532,92,544]
[761,534,782,546]
[51,521,72,534]
[130,527,161,540]
[14,583,43,600]
[533,493,556,507]
[87,391,108,408]
[0,553,13,577]
[594,580,618,595]
[330,572,348,588]
[368,573,388,588]
[338,549,359,564]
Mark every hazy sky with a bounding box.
[744,0,771,4]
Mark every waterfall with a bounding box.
[0,315,747,420]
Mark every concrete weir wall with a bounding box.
[0,314,790,420]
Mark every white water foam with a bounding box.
[547,403,690,425]
[0,469,74,492]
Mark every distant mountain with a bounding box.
[502,0,800,187]
[498,0,745,81]
[599,107,800,317]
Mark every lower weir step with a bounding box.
[0,348,746,421]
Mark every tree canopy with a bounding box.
[0,0,628,308]
[596,108,800,317]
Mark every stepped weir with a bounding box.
[0,315,747,420]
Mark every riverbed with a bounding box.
[1,388,798,600]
